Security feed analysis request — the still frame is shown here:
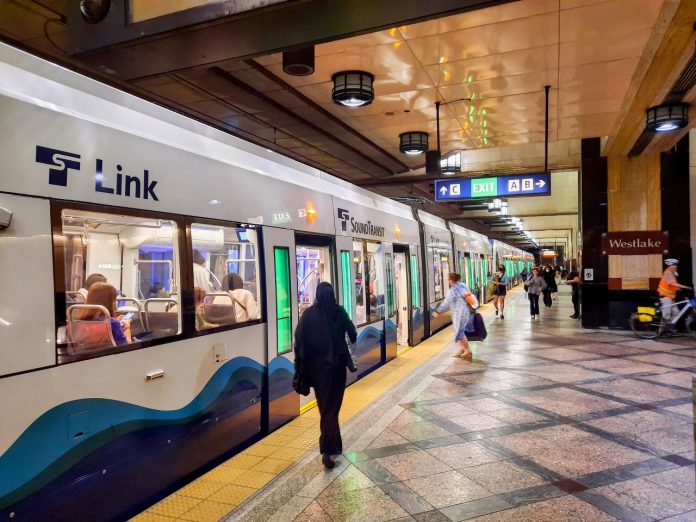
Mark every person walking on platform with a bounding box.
[491,265,508,319]
[433,273,473,359]
[564,270,581,319]
[294,282,356,469]
[657,259,690,326]
[542,265,556,308]
[526,268,546,319]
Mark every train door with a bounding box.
[393,245,411,353]
[409,244,424,345]
[295,233,335,411]
[351,238,385,379]
[263,227,299,432]
[383,243,397,362]
[335,236,359,386]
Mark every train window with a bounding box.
[431,248,450,302]
[353,239,384,326]
[56,209,181,361]
[297,245,331,317]
[190,223,260,331]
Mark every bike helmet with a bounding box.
[664,258,679,266]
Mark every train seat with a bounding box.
[66,304,116,354]
[144,298,179,337]
[205,293,237,325]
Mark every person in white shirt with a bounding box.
[221,273,259,322]
[193,249,212,293]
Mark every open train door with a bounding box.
[262,227,299,432]
[383,242,397,362]
[392,244,412,354]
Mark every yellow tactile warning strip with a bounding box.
[133,301,494,522]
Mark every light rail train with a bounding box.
[0,43,532,520]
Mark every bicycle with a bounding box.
[629,290,696,339]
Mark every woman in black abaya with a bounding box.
[294,282,357,469]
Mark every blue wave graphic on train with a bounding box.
[412,308,424,332]
[268,355,295,401]
[0,357,263,508]
[352,324,382,357]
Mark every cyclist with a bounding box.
[657,259,691,326]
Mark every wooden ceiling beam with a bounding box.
[603,0,696,157]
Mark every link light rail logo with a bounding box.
[36,145,159,201]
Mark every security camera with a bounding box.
[0,207,12,229]
[80,0,111,24]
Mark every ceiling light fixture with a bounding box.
[332,71,375,107]
[399,131,429,155]
[440,153,461,175]
[646,103,689,132]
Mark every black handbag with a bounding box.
[292,364,310,396]
[344,332,358,372]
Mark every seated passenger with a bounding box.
[84,282,130,345]
[78,273,107,300]
[221,273,259,322]
[148,282,167,298]
[194,287,218,330]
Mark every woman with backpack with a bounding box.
[433,273,474,359]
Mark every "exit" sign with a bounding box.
[434,173,551,201]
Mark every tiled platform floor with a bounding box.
[140,287,696,521]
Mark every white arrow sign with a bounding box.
[440,186,448,195]
[536,180,546,188]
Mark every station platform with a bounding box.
[135,288,696,522]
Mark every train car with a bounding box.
[491,240,534,288]
[0,43,427,520]
[449,223,491,305]
[0,42,533,521]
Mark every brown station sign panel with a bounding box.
[601,231,669,255]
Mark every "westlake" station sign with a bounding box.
[601,231,669,255]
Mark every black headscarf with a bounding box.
[295,282,347,368]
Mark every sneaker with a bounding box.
[501,314,504,319]
[569,315,579,319]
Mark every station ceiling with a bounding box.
[1,0,694,253]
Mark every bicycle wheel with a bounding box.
[686,312,696,337]
[629,312,660,339]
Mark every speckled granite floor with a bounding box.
[228,287,696,521]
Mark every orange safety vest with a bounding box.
[657,272,678,299]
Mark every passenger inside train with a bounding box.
[56,208,262,361]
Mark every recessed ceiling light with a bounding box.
[208,199,222,205]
